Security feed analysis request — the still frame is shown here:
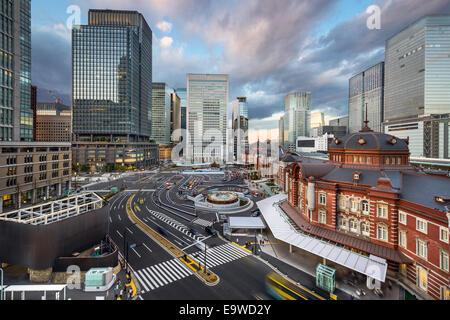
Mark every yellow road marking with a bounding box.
[232,242,253,254]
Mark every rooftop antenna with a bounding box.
[360,103,373,132]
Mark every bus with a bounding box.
[265,272,325,301]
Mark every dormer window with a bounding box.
[388,137,398,145]
[334,138,341,145]
[353,172,360,183]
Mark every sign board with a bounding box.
[130,244,137,249]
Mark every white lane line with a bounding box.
[132,247,141,258]
[116,230,123,238]
[109,216,112,223]
[118,215,122,221]
[138,295,143,300]
[126,227,133,234]
[143,243,152,253]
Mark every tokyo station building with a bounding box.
[277,123,450,300]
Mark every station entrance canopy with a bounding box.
[257,194,388,283]
[228,217,266,230]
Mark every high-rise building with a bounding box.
[329,116,349,129]
[151,82,172,145]
[171,92,181,143]
[384,15,450,123]
[72,10,158,170]
[175,88,187,130]
[232,97,249,164]
[310,111,325,129]
[279,115,284,148]
[0,0,32,142]
[186,74,229,164]
[0,1,71,212]
[284,92,311,151]
[348,62,384,133]
[35,102,71,142]
[383,15,450,159]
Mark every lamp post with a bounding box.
[1,267,3,301]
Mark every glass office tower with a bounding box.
[175,88,187,130]
[72,10,152,142]
[186,74,229,164]
[151,82,172,145]
[232,97,249,164]
[384,15,450,123]
[0,0,32,142]
[284,92,311,151]
[348,62,384,133]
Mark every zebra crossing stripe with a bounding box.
[141,268,159,289]
[172,259,192,277]
[134,271,151,292]
[153,264,174,284]
[139,269,157,290]
[160,261,180,281]
[148,266,167,286]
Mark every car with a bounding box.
[205,226,217,236]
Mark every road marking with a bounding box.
[148,266,166,286]
[118,215,122,221]
[190,243,251,269]
[126,227,133,234]
[143,243,152,253]
[116,230,123,238]
[132,247,141,258]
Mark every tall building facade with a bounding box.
[348,62,384,133]
[383,15,450,159]
[329,116,349,129]
[175,88,187,130]
[310,111,325,129]
[384,15,450,123]
[171,92,181,143]
[284,92,311,151]
[151,82,172,145]
[279,115,284,148]
[186,74,229,164]
[35,102,71,142]
[232,97,249,164]
[0,0,32,142]
[72,10,157,170]
[73,9,152,143]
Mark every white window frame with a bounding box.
[398,211,407,225]
[377,203,388,219]
[361,222,370,237]
[417,266,428,292]
[440,250,449,272]
[377,224,388,242]
[339,196,346,210]
[440,227,449,244]
[399,229,407,248]
[350,198,358,212]
[318,192,326,206]
[318,210,327,225]
[340,216,348,230]
[417,238,428,260]
[361,200,370,215]
[416,218,428,235]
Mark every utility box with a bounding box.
[85,268,113,288]
[316,264,336,293]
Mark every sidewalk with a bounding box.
[259,229,404,300]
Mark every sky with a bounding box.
[31,0,450,143]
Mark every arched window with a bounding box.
[361,200,370,214]
[349,219,358,233]
[377,224,388,242]
[361,221,370,236]
[350,198,358,212]
[339,215,348,230]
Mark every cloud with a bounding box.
[159,36,173,48]
[156,20,173,33]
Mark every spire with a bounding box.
[360,103,373,132]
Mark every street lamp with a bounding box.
[0,267,3,301]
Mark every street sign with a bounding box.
[130,244,137,249]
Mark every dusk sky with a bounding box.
[31,0,450,140]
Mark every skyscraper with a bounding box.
[175,88,187,130]
[72,9,158,170]
[151,82,172,145]
[383,15,450,159]
[186,74,229,164]
[0,0,32,142]
[284,92,311,151]
[278,115,284,148]
[232,97,249,164]
[310,111,325,129]
[384,15,450,123]
[348,62,384,133]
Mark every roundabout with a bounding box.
[190,190,253,213]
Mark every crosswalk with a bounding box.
[190,243,251,269]
[135,259,194,294]
[192,218,213,227]
[146,208,206,242]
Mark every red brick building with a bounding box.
[279,124,450,300]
